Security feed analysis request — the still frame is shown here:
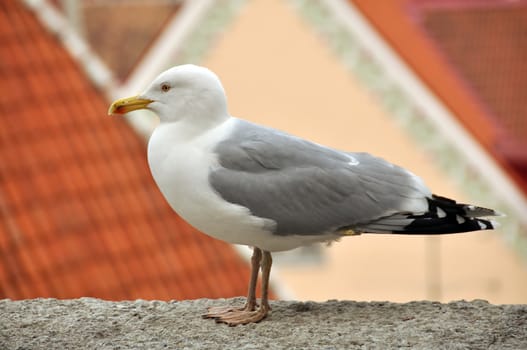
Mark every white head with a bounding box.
[109,65,229,124]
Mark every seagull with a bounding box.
[108,64,500,326]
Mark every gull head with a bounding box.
[108,64,229,123]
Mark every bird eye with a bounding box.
[161,84,170,92]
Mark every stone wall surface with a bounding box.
[1,298,526,349]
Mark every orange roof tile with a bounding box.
[418,2,527,166]
[350,0,527,193]
[0,0,260,301]
[50,0,182,81]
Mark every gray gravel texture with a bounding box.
[1,297,526,349]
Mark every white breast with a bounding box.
[147,118,276,246]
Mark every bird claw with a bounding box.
[219,308,268,326]
[203,303,269,326]
[202,306,241,319]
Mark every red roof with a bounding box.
[49,0,182,81]
[350,0,527,193]
[418,2,527,169]
[0,0,256,301]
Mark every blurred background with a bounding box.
[1,0,526,304]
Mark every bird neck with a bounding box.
[160,113,230,142]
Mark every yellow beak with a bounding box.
[108,95,153,115]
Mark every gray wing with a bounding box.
[209,119,430,235]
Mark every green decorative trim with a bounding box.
[292,0,526,260]
[175,0,247,65]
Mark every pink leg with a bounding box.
[203,248,273,326]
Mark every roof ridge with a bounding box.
[22,0,118,100]
[118,0,215,98]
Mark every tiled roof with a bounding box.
[420,3,527,170]
[350,0,527,193]
[50,0,182,81]
[0,0,254,300]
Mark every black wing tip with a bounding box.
[430,194,501,217]
[396,217,499,235]
[393,195,501,235]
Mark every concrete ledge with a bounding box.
[1,298,526,349]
